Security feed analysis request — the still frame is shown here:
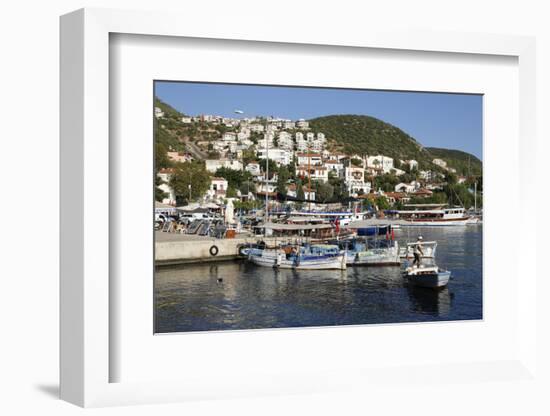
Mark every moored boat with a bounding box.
[247,243,346,270]
[403,264,451,289]
[397,204,470,226]
[335,235,400,266]
[400,240,437,259]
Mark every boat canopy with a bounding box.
[255,222,333,231]
[356,225,392,236]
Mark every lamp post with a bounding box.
[188,170,192,203]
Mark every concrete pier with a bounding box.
[155,231,275,266]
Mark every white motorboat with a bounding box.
[247,244,347,270]
[403,264,451,289]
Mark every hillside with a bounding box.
[308,115,433,166]
[309,114,481,175]
[155,98,187,153]
[153,104,482,177]
[426,147,482,176]
[155,97,235,156]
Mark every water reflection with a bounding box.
[407,286,452,317]
[155,226,482,332]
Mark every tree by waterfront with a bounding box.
[169,161,210,203]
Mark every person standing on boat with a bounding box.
[413,236,424,267]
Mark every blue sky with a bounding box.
[155,81,483,160]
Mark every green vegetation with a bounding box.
[309,115,483,177]
[328,172,349,201]
[296,179,305,201]
[239,180,256,196]
[314,181,334,203]
[214,167,252,196]
[375,196,390,211]
[426,147,482,176]
[234,200,262,212]
[373,173,401,193]
[276,166,291,196]
[350,157,363,167]
[155,175,168,202]
[241,148,258,166]
[309,115,430,166]
[258,159,279,179]
[169,161,211,204]
[154,98,187,154]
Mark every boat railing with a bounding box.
[406,241,437,247]
[401,241,437,258]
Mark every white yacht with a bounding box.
[396,204,470,226]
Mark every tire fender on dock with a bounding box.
[209,245,219,256]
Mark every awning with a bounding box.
[255,222,333,231]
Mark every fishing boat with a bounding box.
[396,204,470,226]
[400,240,437,259]
[334,225,400,266]
[341,238,400,266]
[403,261,451,289]
[247,243,346,270]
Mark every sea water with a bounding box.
[155,226,482,333]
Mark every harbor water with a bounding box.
[155,226,482,333]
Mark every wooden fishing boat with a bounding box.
[247,244,346,270]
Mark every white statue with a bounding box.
[224,199,235,224]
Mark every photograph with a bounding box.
[153,81,483,333]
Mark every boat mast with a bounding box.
[348,157,351,211]
[474,180,477,212]
[265,118,269,237]
[308,140,311,212]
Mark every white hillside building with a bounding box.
[205,159,243,173]
[297,165,329,183]
[325,160,344,176]
[245,162,261,176]
[206,177,229,202]
[297,153,323,166]
[432,158,447,168]
[257,148,293,166]
[157,168,176,205]
[367,155,394,173]
[343,166,371,195]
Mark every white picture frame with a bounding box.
[60,8,538,408]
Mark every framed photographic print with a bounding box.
[152,81,483,334]
[60,8,538,408]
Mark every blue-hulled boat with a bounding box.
[247,243,346,270]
